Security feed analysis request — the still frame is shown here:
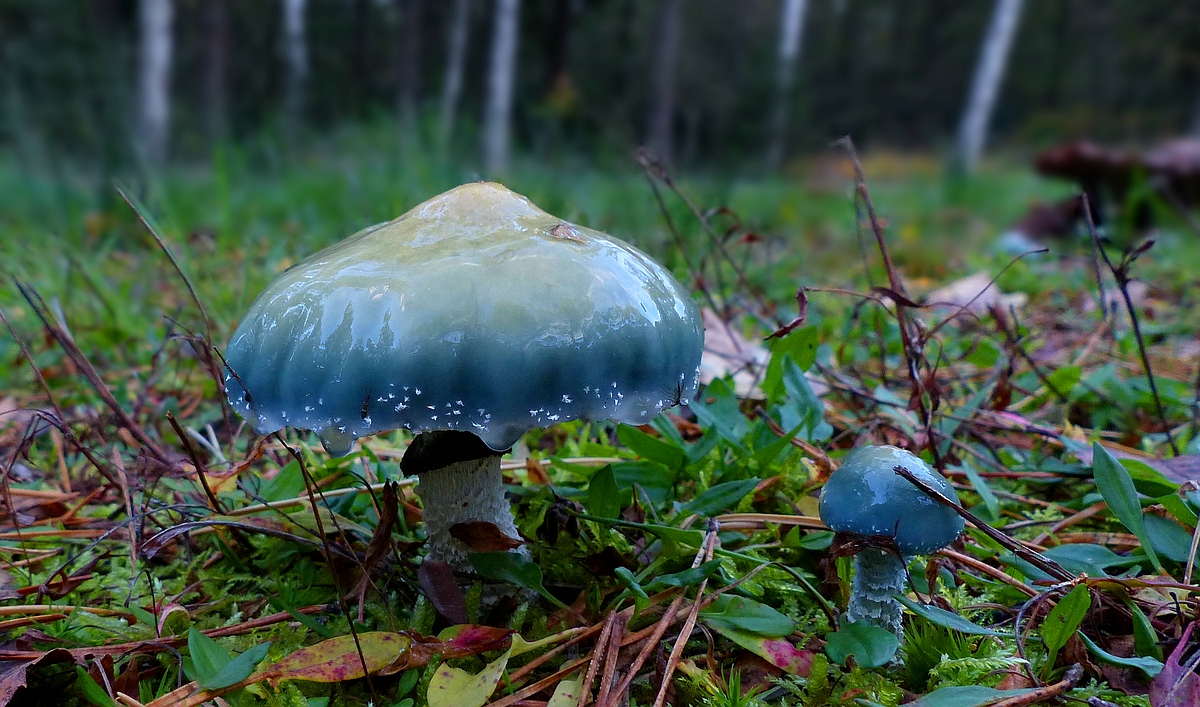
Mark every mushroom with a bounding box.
[818,445,964,634]
[224,182,704,566]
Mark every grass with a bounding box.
[0,124,1198,706]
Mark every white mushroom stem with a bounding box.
[417,454,526,569]
[846,549,907,635]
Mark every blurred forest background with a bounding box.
[4,0,1200,177]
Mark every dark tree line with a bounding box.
[2,0,1199,171]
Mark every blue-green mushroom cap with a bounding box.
[818,445,964,555]
[224,182,704,456]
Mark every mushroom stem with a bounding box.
[403,431,526,568]
[846,549,907,634]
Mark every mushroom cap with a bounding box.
[818,445,964,555]
[224,182,704,456]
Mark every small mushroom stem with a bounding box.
[402,431,526,568]
[846,549,907,634]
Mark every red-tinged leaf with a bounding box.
[0,649,75,703]
[706,624,812,676]
[1150,621,1200,707]
[262,632,411,686]
[449,521,524,552]
[382,626,514,675]
[418,559,468,625]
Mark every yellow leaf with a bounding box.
[427,647,512,707]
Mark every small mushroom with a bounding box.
[818,445,963,634]
[225,182,704,566]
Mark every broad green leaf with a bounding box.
[824,622,898,669]
[614,567,649,599]
[187,628,232,684]
[1092,443,1162,571]
[1158,492,1198,526]
[779,358,831,441]
[763,326,818,401]
[1144,513,1194,563]
[611,461,676,504]
[468,552,566,609]
[427,646,511,707]
[681,478,760,517]
[617,424,685,472]
[1078,633,1162,678]
[1122,458,1179,498]
[205,641,273,690]
[691,379,750,446]
[700,595,795,637]
[896,596,1006,636]
[1046,365,1082,400]
[1042,585,1091,671]
[935,385,993,458]
[706,624,813,675]
[904,686,1040,707]
[587,465,620,519]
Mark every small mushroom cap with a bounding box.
[818,445,964,555]
[224,182,703,455]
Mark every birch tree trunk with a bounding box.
[136,0,173,166]
[440,0,472,143]
[957,0,1024,173]
[398,0,426,127]
[282,0,309,134]
[766,0,808,169]
[201,0,228,144]
[645,0,681,164]
[483,0,520,175]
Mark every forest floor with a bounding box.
[1,133,1199,707]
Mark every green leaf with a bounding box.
[204,640,273,690]
[1042,585,1091,673]
[1144,513,1195,563]
[691,379,750,446]
[1046,365,1082,400]
[763,326,817,401]
[700,594,795,637]
[681,478,759,517]
[824,622,898,669]
[617,424,685,472]
[75,667,116,707]
[1078,633,1162,678]
[587,465,621,519]
[468,552,566,609]
[1092,442,1162,571]
[611,461,676,504]
[643,560,724,591]
[896,595,1007,636]
[957,463,999,521]
[187,628,232,684]
[1127,600,1164,661]
[904,686,1040,707]
[428,646,512,707]
[706,625,813,675]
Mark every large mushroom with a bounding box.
[818,445,964,634]
[224,182,704,566]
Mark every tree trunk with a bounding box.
[398,0,426,126]
[766,0,808,169]
[439,0,472,143]
[645,0,681,164]
[200,0,228,144]
[282,0,308,134]
[136,0,173,166]
[957,0,1024,173]
[483,0,521,175]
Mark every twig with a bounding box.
[1081,196,1178,454]
[652,522,719,707]
[990,664,1082,707]
[166,412,226,514]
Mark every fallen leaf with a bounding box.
[450,521,524,552]
[924,271,1026,315]
[418,560,468,625]
[0,649,75,703]
[427,646,512,707]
